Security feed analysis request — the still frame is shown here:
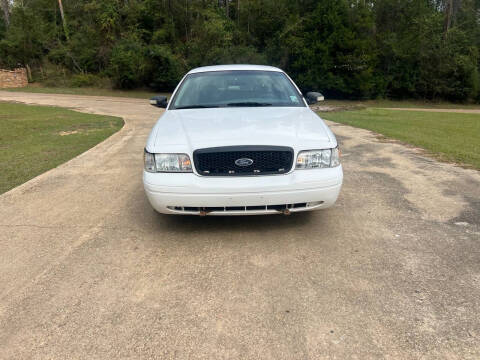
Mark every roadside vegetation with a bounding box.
[1,1,479,103]
[321,108,480,169]
[0,102,123,194]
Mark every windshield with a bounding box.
[170,70,305,109]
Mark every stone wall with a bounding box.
[0,68,28,88]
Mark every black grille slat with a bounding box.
[193,146,294,176]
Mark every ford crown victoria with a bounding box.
[144,65,343,215]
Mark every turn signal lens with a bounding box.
[144,150,156,172]
[331,147,340,167]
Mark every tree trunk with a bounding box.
[26,64,32,82]
[58,0,70,41]
[247,0,250,33]
[1,0,9,27]
[443,0,454,38]
[185,0,189,42]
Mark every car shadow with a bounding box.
[154,210,314,235]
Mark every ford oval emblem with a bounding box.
[235,158,254,167]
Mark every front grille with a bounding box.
[193,146,294,176]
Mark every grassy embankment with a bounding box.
[0,102,123,194]
[5,85,160,99]
[321,108,480,169]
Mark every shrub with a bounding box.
[146,45,185,91]
[108,39,147,89]
[70,73,102,87]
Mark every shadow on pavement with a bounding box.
[154,210,315,234]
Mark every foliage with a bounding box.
[0,0,479,101]
[108,37,147,89]
[70,73,104,87]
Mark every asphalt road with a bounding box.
[0,91,479,359]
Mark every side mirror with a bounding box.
[150,95,168,108]
[305,92,325,105]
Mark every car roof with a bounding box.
[188,64,284,74]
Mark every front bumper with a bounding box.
[143,166,343,215]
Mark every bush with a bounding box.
[108,38,147,89]
[70,73,102,87]
[146,45,184,91]
[30,61,71,87]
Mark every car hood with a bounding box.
[146,107,336,153]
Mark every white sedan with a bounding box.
[144,65,343,215]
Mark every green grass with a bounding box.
[0,102,124,194]
[5,85,162,99]
[321,108,480,169]
[322,99,480,110]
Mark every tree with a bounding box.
[0,0,478,101]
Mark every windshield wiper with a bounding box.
[226,102,272,107]
[175,105,220,109]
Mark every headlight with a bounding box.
[296,147,340,169]
[144,150,192,173]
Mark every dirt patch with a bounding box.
[58,130,79,136]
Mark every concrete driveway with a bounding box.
[0,91,479,359]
